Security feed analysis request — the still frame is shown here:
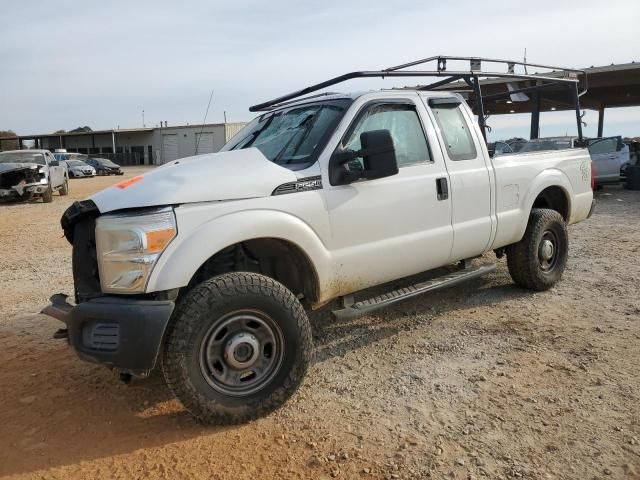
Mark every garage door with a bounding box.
[162,134,178,164]
[195,132,214,155]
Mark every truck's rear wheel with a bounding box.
[162,272,313,424]
[59,177,69,196]
[506,208,568,291]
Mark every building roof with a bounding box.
[17,122,248,140]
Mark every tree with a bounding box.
[0,130,18,151]
[69,126,92,133]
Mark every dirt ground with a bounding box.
[0,168,639,480]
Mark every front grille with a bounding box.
[72,218,101,303]
[61,200,102,303]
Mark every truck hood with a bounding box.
[90,148,298,213]
[0,162,42,174]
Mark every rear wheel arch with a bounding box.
[530,185,570,221]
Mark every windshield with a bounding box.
[222,99,351,169]
[67,160,87,167]
[519,138,573,153]
[0,151,46,165]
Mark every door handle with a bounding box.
[436,177,449,200]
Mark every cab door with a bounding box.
[422,95,493,262]
[588,137,623,184]
[322,95,453,295]
[46,152,64,187]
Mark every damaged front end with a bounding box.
[0,163,48,200]
[42,200,175,377]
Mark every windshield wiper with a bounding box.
[272,114,315,164]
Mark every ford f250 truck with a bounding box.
[44,56,595,424]
[0,149,69,202]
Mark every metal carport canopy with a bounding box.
[435,62,640,137]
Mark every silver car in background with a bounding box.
[518,136,629,186]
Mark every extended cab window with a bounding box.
[341,103,431,167]
[431,103,477,161]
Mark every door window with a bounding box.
[431,104,477,161]
[588,137,617,155]
[341,103,431,167]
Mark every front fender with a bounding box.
[146,207,332,300]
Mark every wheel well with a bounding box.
[184,238,319,305]
[531,186,569,221]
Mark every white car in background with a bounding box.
[64,159,96,178]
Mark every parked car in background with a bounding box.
[54,152,89,163]
[518,136,629,186]
[587,136,630,186]
[0,150,68,202]
[487,141,514,157]
[64,159,96,178]
[85,158,124,176]
[507,139,527,152]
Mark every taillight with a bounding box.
[590,161,596,190]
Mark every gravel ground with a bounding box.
[0,170,639,480]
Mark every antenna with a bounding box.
[142,109,145,127]
[195,89,214,155]
[523,48,528,74]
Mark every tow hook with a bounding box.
[119,372,133,384]
[53,328,68,340]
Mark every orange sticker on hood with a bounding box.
[114,176,143,189]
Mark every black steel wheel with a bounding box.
[199,310,284,397]
[506,208,568,291]
[162,272,313,425]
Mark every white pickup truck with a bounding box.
[0,149,69,202]
[45,57,595,424]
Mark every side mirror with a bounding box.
[359,129,399,180]
[329,129,399,185]
[49,160,59,166]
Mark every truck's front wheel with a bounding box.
[162,272,313,424]
[506,208,568,291]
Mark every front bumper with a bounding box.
[71,170,94,177]
[43,294,174,375]
[0,183,48,199]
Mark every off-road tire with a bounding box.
[162,272,313,425]
[59,177,69,196]
[42,185,53,203]
[506,208,568,291]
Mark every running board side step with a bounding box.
[331,263,496,321]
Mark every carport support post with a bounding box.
[597,105,605,138]
[529,90,540,139]
[470,75,487,143]
[111,131,116,154]
[18,138,23,150]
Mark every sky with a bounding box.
[1,0,639,141]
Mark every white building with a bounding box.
[14,122,247,165]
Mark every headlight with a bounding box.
[95,208,177,293]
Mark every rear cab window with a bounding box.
[429,101,477,161]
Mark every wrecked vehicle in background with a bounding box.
[0,150,69,203]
